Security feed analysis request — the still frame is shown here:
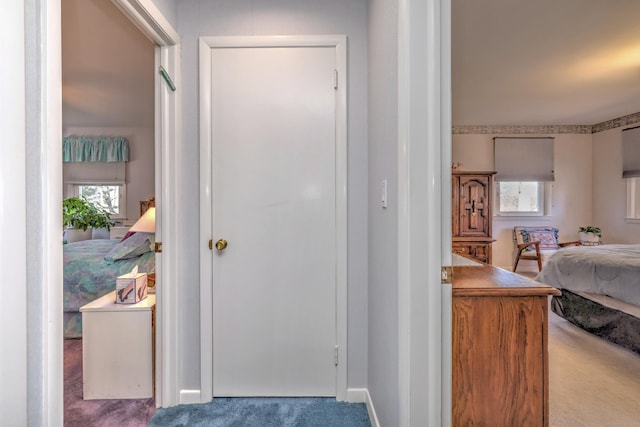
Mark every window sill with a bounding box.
[624,218,640,224]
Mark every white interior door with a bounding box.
[210,45,337,397]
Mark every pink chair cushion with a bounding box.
[525,230,560,250]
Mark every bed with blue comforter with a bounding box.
[63,233,155,338]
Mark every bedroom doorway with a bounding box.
[60,0,181,410]
[199,35,348,400]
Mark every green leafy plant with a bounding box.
[63,197,114,231]
[579,225,601,237]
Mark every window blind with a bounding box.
[494,137,554,182]
[622,126,640,178]
[63,162,126,183]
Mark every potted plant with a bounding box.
[579,226,601,243]
[63,197,114,243]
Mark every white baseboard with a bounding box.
[364,389,381,427]
[346,388,380,427]
[179,389,202,404]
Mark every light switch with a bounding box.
[381,180,388,209]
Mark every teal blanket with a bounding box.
[63,238,155,338]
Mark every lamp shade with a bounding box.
[129,207,155,233]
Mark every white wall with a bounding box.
[593,126,640,243]
[62,127,155,221]
[367,0,399,425]
[62,0,155,222]
[176,0,369,393]
[453,133,593,271]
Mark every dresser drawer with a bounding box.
[452,242,491,264]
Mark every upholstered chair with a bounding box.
[513,226,581,272]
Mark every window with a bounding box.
[626,177,640,221]
[496,181,546,216]
[623,126,640,222]
[493,137,554,217]
[66,182,127,219]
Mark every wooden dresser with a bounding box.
[452,171,496,264]
[452,265,560,426]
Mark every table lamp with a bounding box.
[129,207,155,233]
[128,207,156,289]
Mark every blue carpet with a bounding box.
[148,397,371,427]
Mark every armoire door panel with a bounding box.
[452,172,495,264]
[459,176,490,238]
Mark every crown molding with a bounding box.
[453,111,640,135]
[591,112,640,134]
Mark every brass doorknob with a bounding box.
[215,239,228,251]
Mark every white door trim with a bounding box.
[111,0,182,408]
[111,0,179,45]
[398,0,452,426]
[22,1,63,424]
[439,1,453,425]
[199,35,348,402]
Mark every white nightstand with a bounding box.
[80,291,155,399]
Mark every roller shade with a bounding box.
[494,137,554,182]
[63,162,126,183]
[622,126,640,178]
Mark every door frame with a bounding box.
[35,1,181,422]
[397,0,452,425]
[199,35,348,402]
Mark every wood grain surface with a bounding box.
[452,264,557,426]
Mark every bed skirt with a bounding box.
[552,290,640,356]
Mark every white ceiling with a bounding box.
[452,0,640,126]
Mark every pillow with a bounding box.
[521,229,560,250]
[104,232,154,262]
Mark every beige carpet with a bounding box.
[549,311,640,426]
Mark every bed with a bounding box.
[535,244,640,355]
[63,232,155,338]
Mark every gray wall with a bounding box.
[367,0,399,426]
[175,0,369,392]
[150,0,178,28]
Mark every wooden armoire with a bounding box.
[452,171,496,264]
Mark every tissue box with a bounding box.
[115,272,148,304]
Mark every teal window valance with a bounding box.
[63,136,129,163]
